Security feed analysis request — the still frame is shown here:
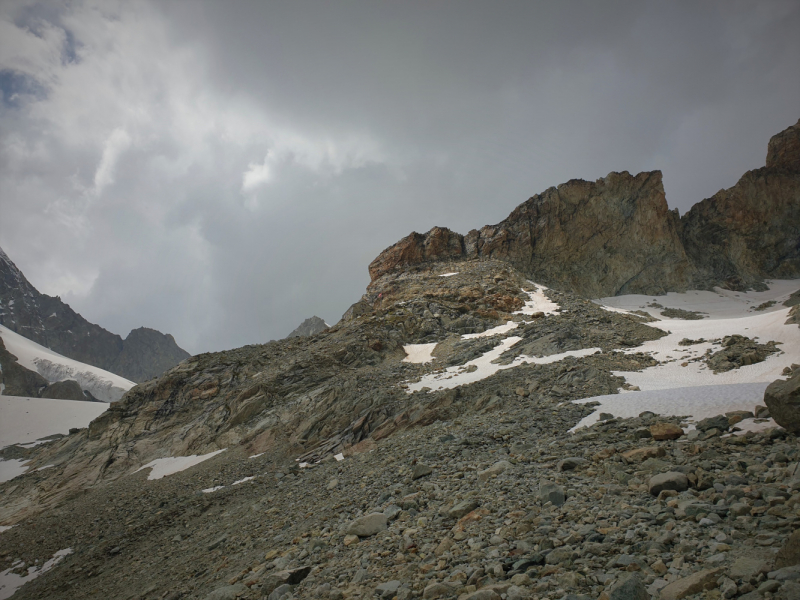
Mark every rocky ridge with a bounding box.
[1,257,799,600]
[288,317,330,339]
[369,120,800,297]
[0,246,191,383]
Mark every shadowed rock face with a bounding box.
[0,248,190,383]
[370,120,800,296]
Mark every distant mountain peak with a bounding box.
[286,316,329,339]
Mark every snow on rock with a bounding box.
[0,548,72,600]
[439,272,459,277]
[0,396,108,449]
[406,335,601,393]
[402,343,438,364]
[0,526,13,533]
[0,324,134,402]
[571,382,772,431]
[0,459,29,484]
[462,320,518,339]
[136,450,226,481]
[514,285,560,316]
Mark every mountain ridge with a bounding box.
[0,246,191,383]
[369,119,800,297]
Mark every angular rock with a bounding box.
[203,584,248,600]
[557,457,587,471]
[448,500,480,519]
[376,580,403,598]
[412,463,433,480]
[261,567,312,595]
[658,568,722,600]
[764,369,800,433]
[730,557,771,581]
[608,574,648,600]
[346,513,387,537]
[622,446,666,461]
[695,415,729,432]
[649,472,689,496]
[539,482,566,507]
[650,423,683,440]
[776,529,800,569]
[478,460,511,483]
[422,582,456,599]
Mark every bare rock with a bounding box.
[649,472,689,496]
[658,568,723,600]
[346,513,387,537]
[650,423,683,440]
[775,529,800,569]
[765,369,800,433]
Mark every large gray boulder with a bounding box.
[346,513,387,537]
[764,369,800,433]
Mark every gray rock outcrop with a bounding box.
[286,316,329,339]
[765,368,800,433]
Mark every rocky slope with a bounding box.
[1,257,799,600]
[0,246,190,383]
[287,317,330,339]
[370,120,800,297]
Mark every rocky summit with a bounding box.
[1,121,800,600]
[287,317,330,339]
[0,246,190,383]
[370,120,800,297]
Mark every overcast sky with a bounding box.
[1,1,798,354]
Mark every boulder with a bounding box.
[775,529,800,569]
[412,463,433,480]
[40,379,87,401]
[608,574,648,600]
[539,482,566,507]
[650,423,683,440]
[658,568,723,600]
[764,370,800,433]
[649,472,689,496]
[448,500,480,519]
[203,583,248,600]
[346,513,387,537]
[261,567,312,595]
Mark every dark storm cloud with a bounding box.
[0,0,798,354]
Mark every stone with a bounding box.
[650,423,683,440]
[658,568,722,600]
[376,580,403,598]
[412,463,433,480]
[461,590,501,600]
[346,513,388,537]
[775,529,800,569]
[478,460,511,483]
[203,583,248,600]
[622,447,666,462]
[422,582,455,599]
[695,415,729,432]
[764,369,800,433]
[448,500,480,519]
[730,557,771,581]
[557,457,587,471]
[539,482,566,507]
[545,547,573,565]
[607,574,648,600]
[648,472,689,496]
[268,584,293,600]
[261,567,312,595]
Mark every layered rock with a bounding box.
[370,120,800,296]
[0,247,190,382]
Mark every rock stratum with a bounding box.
[370,120,800,297]
[0,247,191,383]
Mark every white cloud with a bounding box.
[241,153,272,193]
[93,128,131,194]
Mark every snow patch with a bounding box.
[0,526,13,533]
[0,548,72,600]
[570,383,773,432]
[137,450,226,480]
[0,459,29,484]
[439,272,459,277]
[402,343,438,364]
[0,396,108,450]
[514,285,560,316]
[462,321,518,339]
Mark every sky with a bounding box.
[0,0,798,355]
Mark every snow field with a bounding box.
[0,396,108,449]
[402,343,438,364]
[0,324,134,402]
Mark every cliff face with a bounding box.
[680,119,800,291]
[370,120,800,296]
[0,248,190,383]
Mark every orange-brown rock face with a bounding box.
[370,171,693,297]
[370,119,800,296]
